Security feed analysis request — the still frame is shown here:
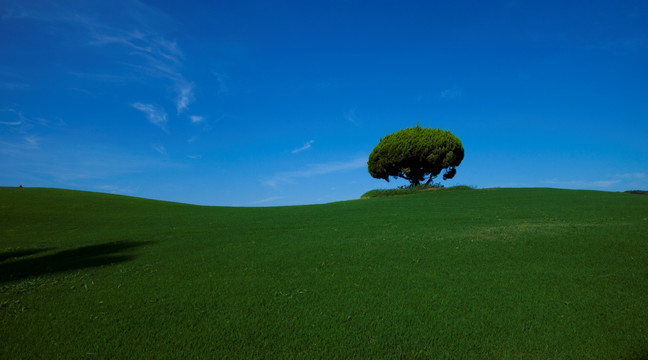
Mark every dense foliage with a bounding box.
[368,125,464,186]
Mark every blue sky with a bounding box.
[1,0,647,206]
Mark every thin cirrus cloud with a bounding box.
[0,136,40,154]
[0,108,65,143]
[90,28,196,116]
[93,184,137,195]
[263,156,366,187]
[212,72,229,96]
[0,119,23,126]
[5,2,197,121]
[615,172,646,180]
[440,86,462,99]
[0,108,32,128]
[152,144,167,156]
[0,120,22,126]
[345,108,360,127]
[175,82,194,114]
[93,30,196,115]
[543,172,648,189]
[0,108,24,127]
[6,3,185,77]
[90,29,184,67]
[131,102,167,132]
[247,196,283,205]
[190,115,205,124]
[292,140,314,154]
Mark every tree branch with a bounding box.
[425,174,436,185]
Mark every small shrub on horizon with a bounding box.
[625,190,648,195]
[445,185,477,191]
[361,184,475,199]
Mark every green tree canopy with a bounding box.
[368,125,464,186]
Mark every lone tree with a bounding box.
[368,125,464,186]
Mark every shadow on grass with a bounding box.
[0,248,53,263]
[0,241,154,283]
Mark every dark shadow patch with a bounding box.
[629,351,648,360]
[0,241,154,283]
[625,190,648,195]
[626,353,648,360]
[0,248,53,263]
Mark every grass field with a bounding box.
[1,187,647,359]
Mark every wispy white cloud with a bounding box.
[87,24,195,114]
[4,3,183,69]
[24,136,39,147]
[1,142,185,189]
[292,140,314,154]
[614,172,646,180]
[590,180,620,188]
[0,136,40,154]
[69,71,134,83]
[440,86,462,99]
[94,29,195,112]
[5,2,196,118]
[247,196,283,205]
[190,115,205,124]
[0,108,26,127]
[345,108,360,127]
[90,30,182,64]
[131,102,168,132]
[213,72,229,95]
[93,184,137,195]
[263,157,366,187]
[543,179,620,188]
[1,4,56,22]
[152,144,167,156]
[0,108,65,133]
[0,120,23,126]
[175,82,194,114]
[543,172,648,190]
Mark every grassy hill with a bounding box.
[1,187,647,359]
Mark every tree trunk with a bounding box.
[403,173,420,187]
[425,174,435,185]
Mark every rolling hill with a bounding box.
[1,187,647,358]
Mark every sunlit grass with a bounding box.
[1,187,647,358]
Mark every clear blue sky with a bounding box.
[1,0,647,206]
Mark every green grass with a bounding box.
[1,187,647,359]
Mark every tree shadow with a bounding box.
[0,241,155,284]
[0,248,53,263]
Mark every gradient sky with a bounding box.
[1,0,647,206]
